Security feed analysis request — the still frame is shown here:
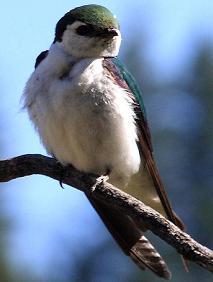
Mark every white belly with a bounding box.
[24,56,141,186]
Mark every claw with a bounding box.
[59,177,65,189]
[59,164,66,189]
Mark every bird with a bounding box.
[23,4,186,279]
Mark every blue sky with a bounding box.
[0,0,213,277]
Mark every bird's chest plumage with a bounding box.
[25,56,141,185]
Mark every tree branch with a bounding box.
[0,154,212,273]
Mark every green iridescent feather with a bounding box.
[71,5,119,30]
[112,57,146,116]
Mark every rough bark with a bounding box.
[0,154,212,273]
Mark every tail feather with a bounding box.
[130,235,172,280]
[86,195,172,279]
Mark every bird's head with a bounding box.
[54,4,121,58]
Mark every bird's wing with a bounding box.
[35,50,49,69]
[103,57,184,230]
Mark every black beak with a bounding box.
[96,28,119,38]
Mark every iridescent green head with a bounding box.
[54,5,121,58]
[70,5,119,30]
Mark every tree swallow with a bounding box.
[23,4,185,279]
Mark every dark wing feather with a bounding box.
[35,50,49,69]
[103,57,185,230]
[86,194,172,279]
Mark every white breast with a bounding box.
[23,44,141,186]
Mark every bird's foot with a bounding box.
[57,162,73,189]
[59,164,74,188]
[59,165,66,189]
[52,155,66,189]
[90,174,109,194]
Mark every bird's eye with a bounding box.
[76,25,94,36]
